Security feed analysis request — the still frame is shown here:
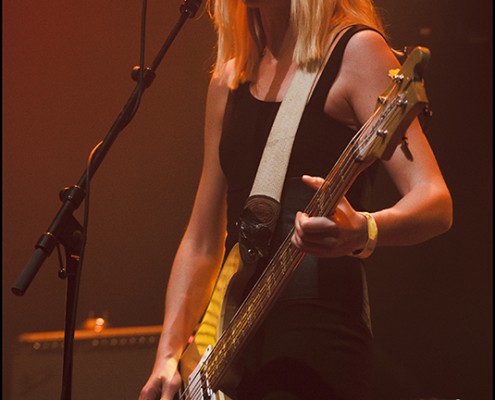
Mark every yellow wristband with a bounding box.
[350,211,378,259]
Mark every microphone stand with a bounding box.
[11,1,203,399]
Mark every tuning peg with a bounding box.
[388,68,401,80]
[401,136,414,161]
[424,105,433,118]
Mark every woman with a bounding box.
[139,0,452,399]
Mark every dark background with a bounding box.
[3,1,492,399]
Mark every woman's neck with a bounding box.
[258,3,292,58]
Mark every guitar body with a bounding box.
[179,244,253,399]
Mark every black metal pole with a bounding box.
[12,0,203,296]
[11,2,204,400]
[60,251,80,400]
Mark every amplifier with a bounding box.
[11,324,162,400]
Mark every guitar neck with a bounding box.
[195,45,431,390]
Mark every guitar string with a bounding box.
[181,140,373,397]
[180,80,407,398]
[200,107,388,391]
[179,124,370,400]
[180,94,395,399]
[217,87,412,383]
[192,66,422,396]
[195,89,401,394]
[181,111,387,400]
[203,88,405,393]
[178,159,356,398]
[207,147,361,387]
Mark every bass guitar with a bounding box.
[177,46,431,400]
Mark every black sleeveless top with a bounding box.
[219,26,377,321]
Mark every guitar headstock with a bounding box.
[355,46,431,162]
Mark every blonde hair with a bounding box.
[208,0,386,88]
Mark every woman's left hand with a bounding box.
[291,175,368,258]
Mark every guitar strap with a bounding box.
[238,25,355,265]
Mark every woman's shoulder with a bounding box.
[336,27,400,93]
[331,28,401,127]
[342,28,397,70]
